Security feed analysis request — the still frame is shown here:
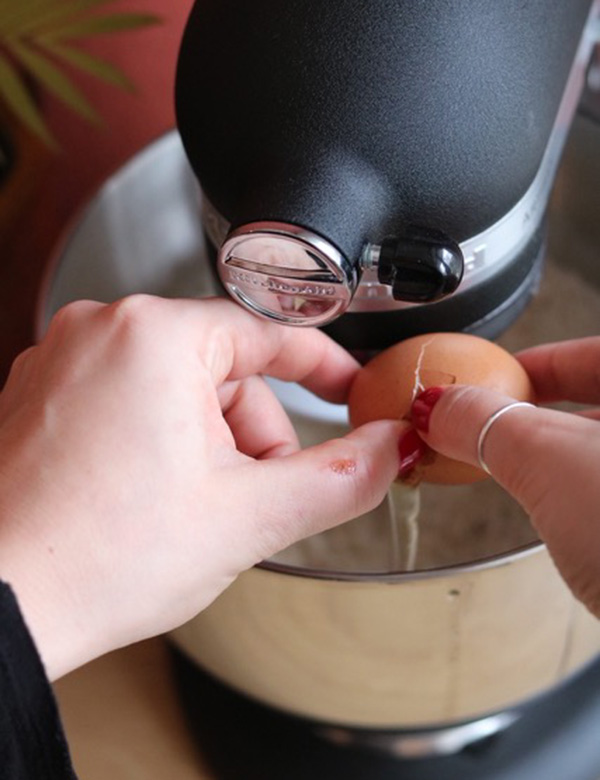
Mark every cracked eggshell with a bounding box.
[348,332,536,485]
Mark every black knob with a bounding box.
[377,226,464,303]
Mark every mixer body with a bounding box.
[171,0,600,742]
[176,0,598,347]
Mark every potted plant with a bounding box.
[0,0,160,239]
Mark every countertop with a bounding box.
[54,639,213,780]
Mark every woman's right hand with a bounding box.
[410,336,600,617]
[0,296,405,680]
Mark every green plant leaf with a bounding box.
[0,0,163,150]
[5,39,101,124]
[3,0,114,38]
[2,0,122,38]
[0,0,62,37]
[0,53,57,148]
[38,40,135,92]
[43,13,161,41]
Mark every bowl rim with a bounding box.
[259,538,543,582]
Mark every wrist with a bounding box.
[0,527,103,680]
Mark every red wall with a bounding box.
[1,0,191,380]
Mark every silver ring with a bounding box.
[477,402,536,475]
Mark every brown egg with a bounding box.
[348,332,535,484]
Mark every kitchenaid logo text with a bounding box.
[227,269,336,297]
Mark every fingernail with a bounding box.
[398,429,428,479]
[411,386,445,433]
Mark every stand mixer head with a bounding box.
[176,0,599,350]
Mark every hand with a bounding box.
[410,336,600,617]
[0,296,404,680]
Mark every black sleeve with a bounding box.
[0,580,77,780]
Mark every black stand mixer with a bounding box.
[38,120,600,778]
[170,2,600,778]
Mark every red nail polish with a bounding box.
[398,429,428,479]
[411,386,445,433]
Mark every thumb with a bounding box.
[411,384,594,511]
[238,419,407,559]
[412,385,538,494]
[412,384,600,614]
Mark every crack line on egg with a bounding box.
[411,338,434,401]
